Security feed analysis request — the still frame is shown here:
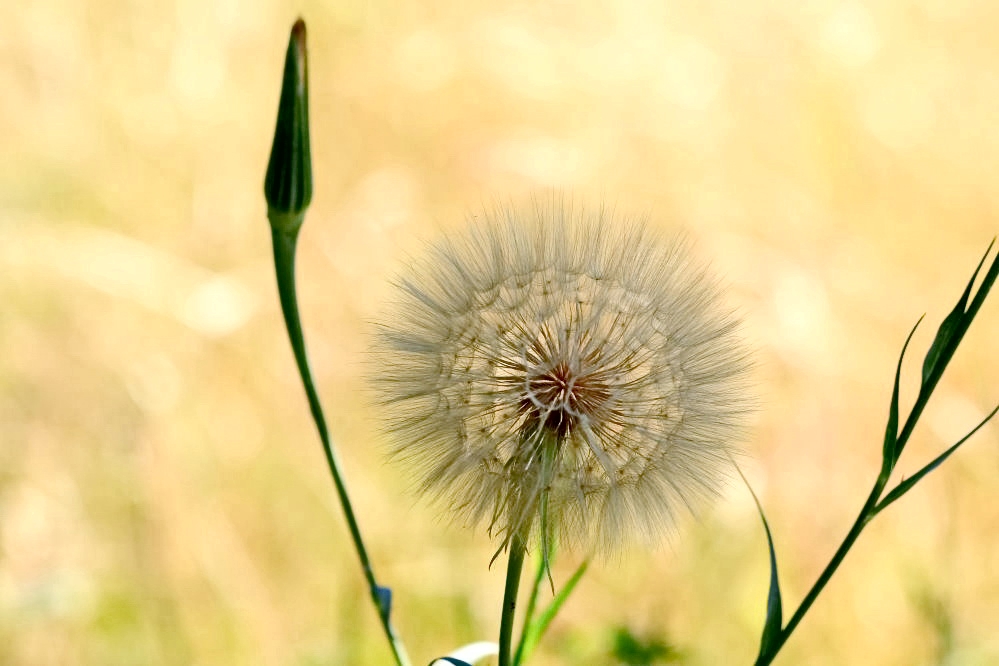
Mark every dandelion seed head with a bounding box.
[370,200,752,554]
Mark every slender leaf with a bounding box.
[759,515,782,655]
[961,239,999,329]
[513,548,551,665]
[883,318,923,469]
[428,659,473,666]
[875,404,999,516]
[737,465,782,658]
[893,241,998,465]
[920,240,998,391]
[515,559,589,665]
[921,308,964,387]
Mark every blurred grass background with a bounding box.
[2,0,999,664]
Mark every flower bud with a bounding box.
[264,19,313,236]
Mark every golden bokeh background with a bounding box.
[2,0,998,664]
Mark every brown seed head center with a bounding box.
[522,360,611,438]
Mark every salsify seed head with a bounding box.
[370,200,752,555]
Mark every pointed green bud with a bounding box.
[265,18,313,236]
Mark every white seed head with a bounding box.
[370,200,752,554]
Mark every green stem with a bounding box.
[754,243,998,665]
[499,534,527,666]
[270,226,411,666]
[754,475,887,666]
[758,357,969,666]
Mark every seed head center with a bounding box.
[523,360,611,438]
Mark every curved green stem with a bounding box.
[757,353,986,665]
[499,534,527,666]
[754,475,886,666]
[754,243,998,665]
[270,225,411,666]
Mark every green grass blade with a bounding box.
[514,559,589,666]
[893,241,998,461]
[737,465,783,659]
[920,239,998,394]
[513,548,550,666]
[875,404,999,516]
[882,318,923,471]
